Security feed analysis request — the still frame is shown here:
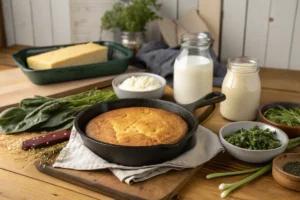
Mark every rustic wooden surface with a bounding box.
[0,66,142,112]
[36,162,201,200]
[0,44,143,112]
[0,45,300,200]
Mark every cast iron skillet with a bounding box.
[74,92,226,166]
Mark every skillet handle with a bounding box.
[181,92,226,112]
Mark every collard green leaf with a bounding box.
[0,89,118,134]
[6,101,67,134]
[20,96,53,113]
[0,107,27,133]
[39,107,76,128]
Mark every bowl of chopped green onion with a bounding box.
[219,121,289,163]
[259,102,300,138]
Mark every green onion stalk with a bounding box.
[206,137,300,198]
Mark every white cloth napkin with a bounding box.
[53,125,224,184]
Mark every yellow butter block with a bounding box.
[27,42,108,70]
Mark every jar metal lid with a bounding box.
[227,56,260,73]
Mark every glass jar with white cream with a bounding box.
[173,33,213,104]
[220,57,261,121]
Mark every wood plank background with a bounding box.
[1,0,300,70]
[221,0,300,70]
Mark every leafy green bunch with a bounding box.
[0,90,117,134]
[101,0,161,32]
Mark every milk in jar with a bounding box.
[173,33,213,104]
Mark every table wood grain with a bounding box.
[0,45,299,200]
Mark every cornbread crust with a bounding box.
[85,107,188,146]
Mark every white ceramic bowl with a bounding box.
[219,121,289,163]
[112,72,166,99]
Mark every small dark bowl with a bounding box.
[259,102,300,138]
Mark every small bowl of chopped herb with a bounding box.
[272,153,300,191]
[219,121,289,163]
[259,102,300,138]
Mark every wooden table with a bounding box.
[0,46,300,200]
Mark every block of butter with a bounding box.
[27,42,107,70]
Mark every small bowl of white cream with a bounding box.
[112,72,166,99]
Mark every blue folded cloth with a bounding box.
[135,35,226,87]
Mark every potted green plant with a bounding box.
[101,0,161,53]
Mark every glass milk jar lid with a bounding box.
[228,57,259,73]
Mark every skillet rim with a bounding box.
[74,98,198,149]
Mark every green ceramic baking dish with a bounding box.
[12,41,133,85]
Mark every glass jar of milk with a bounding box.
[174,33,213,104]
[220,57,261,121]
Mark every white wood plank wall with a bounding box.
[51,0,72,45]
[290,1,300,70]
[31,0,53,46]
[2,0,15,46]
[221,0,300,70]
[2,0,300,70]
[2,0,72,46]
[1,0,187,45]
[221,0,247,63]
[11,0,34,46]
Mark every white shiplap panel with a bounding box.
[146,21,161,41]
[31,0,53,46]
[145,0,178,41]
[51,0,71,45]
[289,1,300,70]
[70,0,117,43]
[265,0,297,69]
[161,0,177,20]
[2,0,15,46]
[198,0,222,56]
[146,0,176,41]
[178,0,198,19]
[11,0,34,45]
[221,0,247,63]
[244,0,271,66]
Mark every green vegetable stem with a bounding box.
[206,137,300,198]
[0,89,118,134]
[219,164,272,198]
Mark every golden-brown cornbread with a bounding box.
[85,107,188,146]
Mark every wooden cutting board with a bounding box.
[0,67,142,112]
[35,161,201,200]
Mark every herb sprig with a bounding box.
[224,126,281,150]
[101,0,161,32]
[264,105,300,126]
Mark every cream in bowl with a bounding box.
[112,72,166,99]
[118,76,161,91]
[219,121,289,163]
